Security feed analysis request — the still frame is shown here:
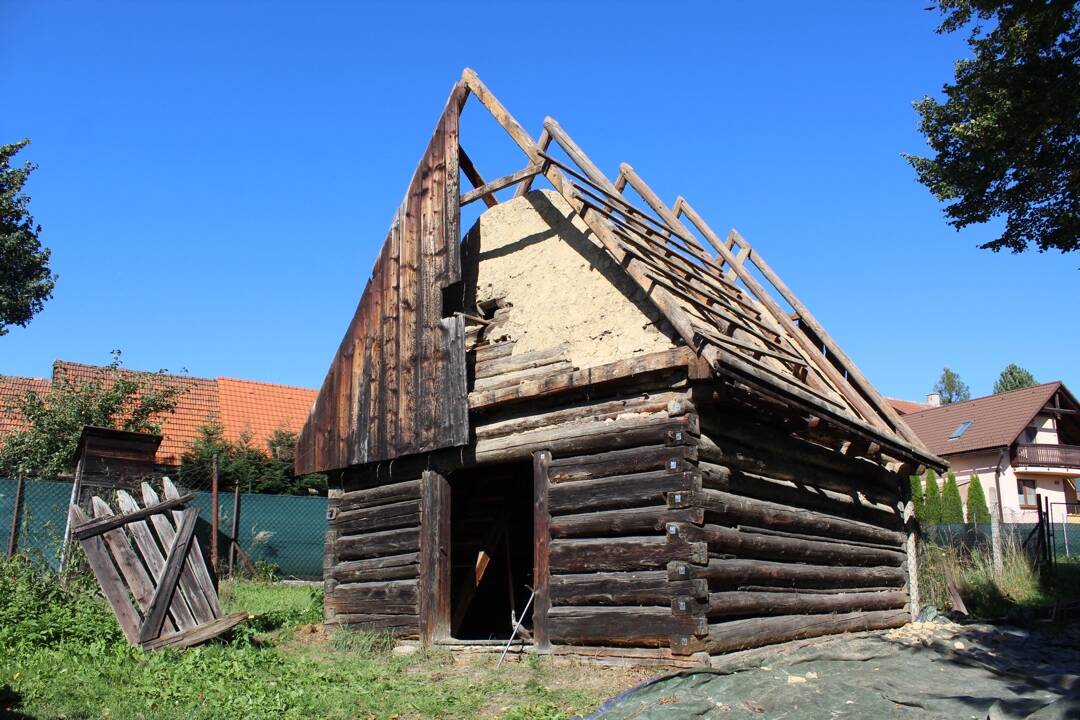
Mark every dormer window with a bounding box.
[948,420,974,441]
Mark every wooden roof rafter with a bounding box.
[453,68,934,464]
[297,68,939,477]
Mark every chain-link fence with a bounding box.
[1,476,328,580]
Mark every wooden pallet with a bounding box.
[69,478,246,650]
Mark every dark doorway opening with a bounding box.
[448,462,534,640]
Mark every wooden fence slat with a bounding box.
[73,493,194,540]
[69,505,141,644]
[138,507,199,644]
[160,479,222,617]
[141,483,218,623]
[116,491,199,631]
[90,497,177,635]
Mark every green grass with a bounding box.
[917,535,1080,617]
[0,558,616,719]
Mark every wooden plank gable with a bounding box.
[295,85,468,475]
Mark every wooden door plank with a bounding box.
[533,450,551,652]
[145,482,220,620]
[419,470,451,644]
[70,505,141,644]
[138,507,199,644]
[90,497,176,635]
[115,490,199,630]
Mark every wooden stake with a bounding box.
[229,483,240,576]
[6,475,24,557]
[210,454,219,573]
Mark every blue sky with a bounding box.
[2,1,1076,402]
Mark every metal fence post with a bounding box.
[6,475,25,557]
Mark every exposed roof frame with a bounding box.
[452,69,936,466]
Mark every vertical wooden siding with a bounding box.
[296,86,468,475]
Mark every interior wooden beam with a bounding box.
[457,146,498,208]
[460,164,544,206]
[513,127,552,198]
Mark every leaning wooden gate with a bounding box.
[69,478,247,650]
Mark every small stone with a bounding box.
[953,641,965,651]
[787,675,807,684]
[392,645,418,657]
[805,672,818,680]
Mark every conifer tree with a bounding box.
[941,472,965,524]
[966,474,992,525]
[923,469,942,525]
[910,475,925,523]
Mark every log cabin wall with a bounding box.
[323,474,424,636]
[669,390,913,655]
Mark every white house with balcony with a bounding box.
[900,382,1080,524]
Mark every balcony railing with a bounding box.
[1013,443,1080,469]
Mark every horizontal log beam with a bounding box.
[693,489,903,547]
[460,164,543,206]
[668,523,905,567]
[551,536,706,573]
[474,414,697,465]
[549,444,697,483]
[548,470,700,515]
[547,606,704,646]
[336,527,420,561]
[683,609,909,655]
[549,506,703,538]
[469,347,710,411]
[550,572,707,606]
[669,558,906,589]
[698,463,897,527]
[682,590,908,619]
[334,480,421,513]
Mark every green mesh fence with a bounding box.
[1,478,328,580]
[188,491,328,580]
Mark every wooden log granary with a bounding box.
[296,69,945,662]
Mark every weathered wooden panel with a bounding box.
[296,85,468,474]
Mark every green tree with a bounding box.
[933,367,971,405]
[0,351,183,477]
[923,469,943,525]
[966,473,992,524]
[993,363,1037,394]
[179,422,325,495]
[910,475,926,523]
[905,1,1080,253]
[941,472,965,524]
[1,139,56,335]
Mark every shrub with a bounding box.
[941,472,965,524]
[0,553,123,654]
[966,474,991,524]
[923,469,942,525]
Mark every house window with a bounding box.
[1022,426,1038,443]
[949,420,974,441]
[1017,479,1038,508]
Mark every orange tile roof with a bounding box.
[52,361,219,467]
[902,382,1066,457]
[216,377,317,449]
[888,397,931,416]
[1,362,318,468]
[0,375,51,437]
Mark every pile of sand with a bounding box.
[461,190,678,370]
